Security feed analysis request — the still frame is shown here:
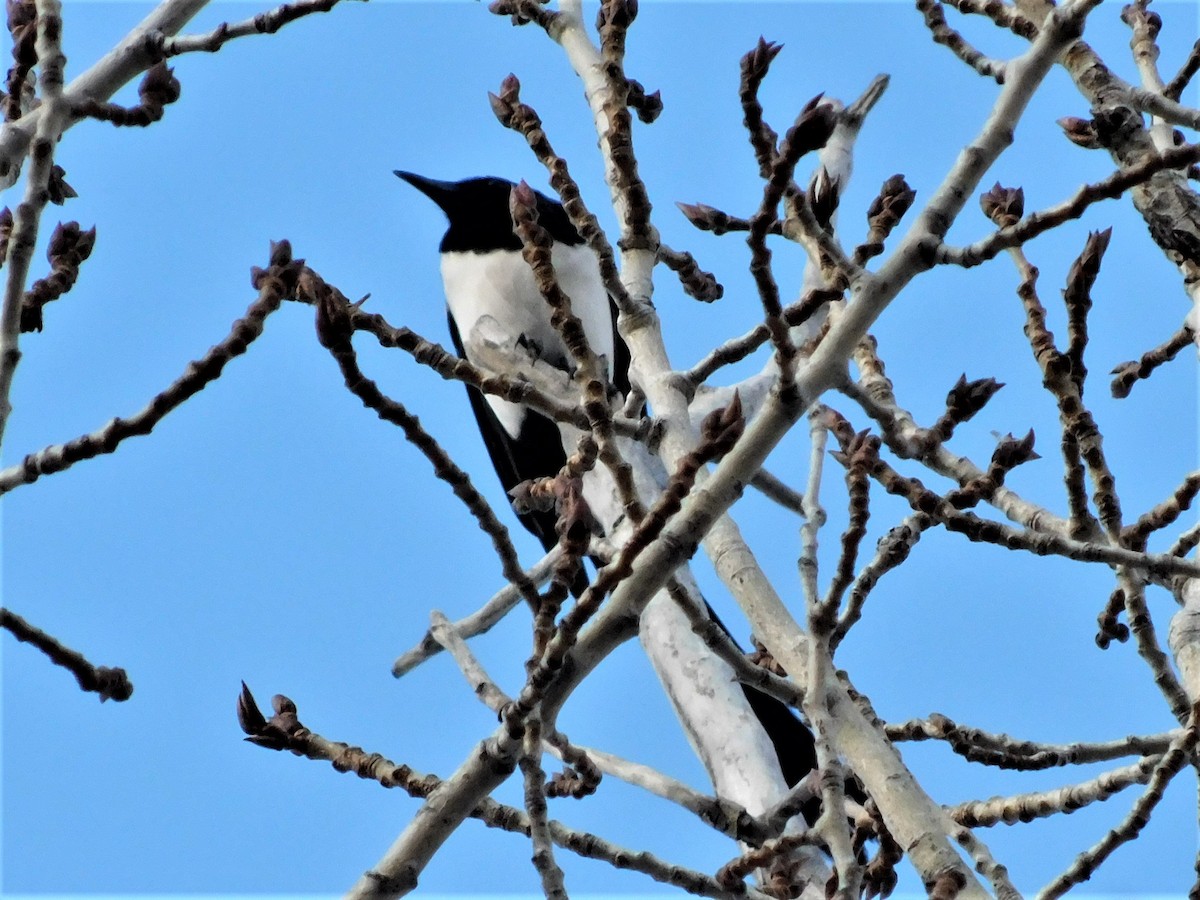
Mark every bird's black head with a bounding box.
[395,171,583,253]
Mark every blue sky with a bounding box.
[2,1,1198,896]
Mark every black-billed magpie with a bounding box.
[395,171,629,551]
[395,171,826,818]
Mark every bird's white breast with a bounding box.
[440,244,614,437]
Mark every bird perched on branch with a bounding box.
[395,170,628,551]
[395,170,828,820]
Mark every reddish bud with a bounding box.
[782,96,837,161]
[509,180,538,223]
[867,174,916,233]
[979,183,1024,228]
[741,37,783,84]
[990,430,1039,471]
[1057,116,1100,149]
[945,374,1004,421]
[139,62,181,106]
[236,681,267,735]
[628,80,662,123]
[47,165,76,205]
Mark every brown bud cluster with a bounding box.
[1065,227,1112,300]
[740,36,783,88]
[88,665,134,702]
[252,239,305,309]
[47,164,76,204]
[545,753,601,799]
[46,219,94,261]
[1057,116,1101,149]
[510,474,598,544]
[626,78,662,124]
[139,61,182,108]
[779,93,837,165]
[77,62,181,127]
[699,392,745,460]
[866,174,916,237]
[748,637,787,677]
[4,0,36,121]
[947,374,1004,421]
[675,201,745,236]
[829,428,881,472]
[861,834,902,900]
[487,0,558,29]
[509,475,564,515]
[488,72,522,129]
[251,239,300,285]
[21,220,97,332]
[596,0,637,30]
[237,682,305,752]
[509,178,541,231]
[6,0,35,66]
[988,430,1039,475]
[1120,2,1161,38]
[1095,588,1130,649]
[980,183,1024,228]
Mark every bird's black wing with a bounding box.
[610,298,632,396]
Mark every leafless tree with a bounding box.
[3,0,1199,897]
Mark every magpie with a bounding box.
[395,171,629,552]
[395,171,827,819]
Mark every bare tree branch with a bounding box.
[0,241,296,495]
[2,606,133,701]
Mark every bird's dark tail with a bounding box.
[702,601,867,826]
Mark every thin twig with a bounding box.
[1163,39,1200,101]
[887,713,1178,768]
[306,267,542,610]
[520,718,569,900]
[0,241,298,495]
[161,0,350,55]
[952,756,1161,828]
[1039,705,1200,898]
[937,142,1200,267]
[391,548,561,677]
[235,685,770,900]
[2,606,133,701]
[917,0,1007,82]
[1110,324,1195,398]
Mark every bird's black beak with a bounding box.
[394,171,458,213]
